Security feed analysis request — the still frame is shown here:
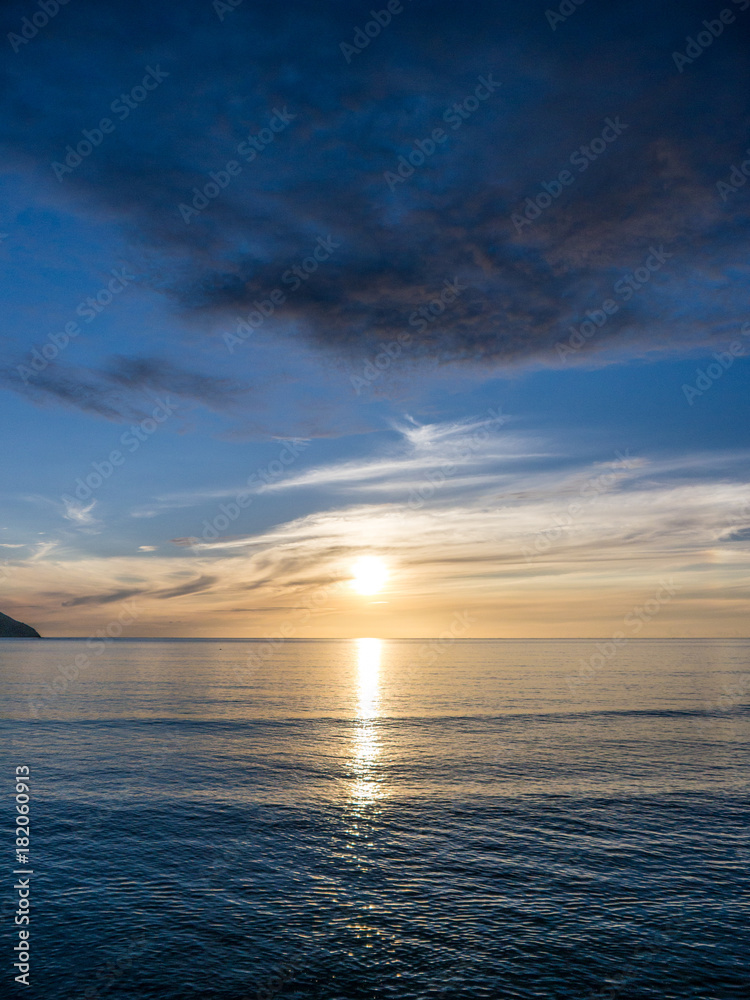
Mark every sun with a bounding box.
[350,556,389,595]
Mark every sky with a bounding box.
[1,0,749,637]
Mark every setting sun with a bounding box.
[350,556,389,595]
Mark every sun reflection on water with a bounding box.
[350,638,384,808]
[356,637,381,720]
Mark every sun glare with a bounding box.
[350,556,389,595]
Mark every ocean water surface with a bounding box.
[2,638,749,999]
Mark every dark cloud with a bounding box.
[212,607,316,612]
[0,356,246,422]
[154,574,217,598]
[62,587,146,607]
[104,356,244,405]
[1,0,749,369]
[0,361,143,422]
[57,574,216,605]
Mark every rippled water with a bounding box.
[2,639,749,999]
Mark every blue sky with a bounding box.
[1,0,749,636]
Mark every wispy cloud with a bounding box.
[62,498,99,526]
[9,437,748,636]
[257,414,543,496]
[138,412,530,517]
[29,541,59,561]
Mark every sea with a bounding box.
[1,638,748,999]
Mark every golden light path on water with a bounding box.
[350,637,384,808]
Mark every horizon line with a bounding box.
[7,636,749,642]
